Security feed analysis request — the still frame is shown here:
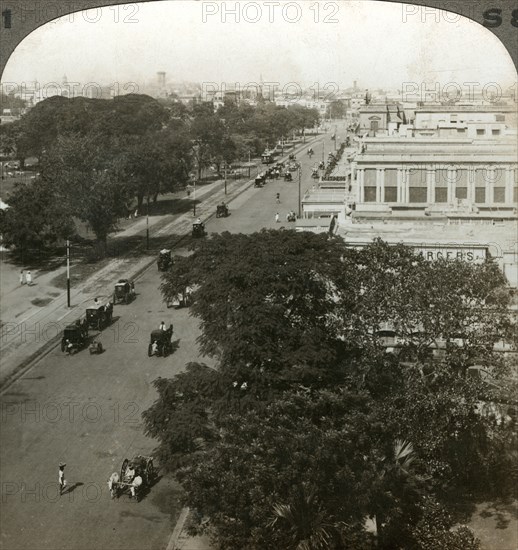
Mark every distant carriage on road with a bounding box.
[113,279,135,305]
[61,322,88,354]
[85,304,113,331]
[216,204,229,218]
[261,151,274,164]
[192,222,206,238]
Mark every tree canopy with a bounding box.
[3,95,320,253]
[144,231,515,549]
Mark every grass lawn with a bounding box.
[467,498,518,549]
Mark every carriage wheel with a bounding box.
[61,340,66,352]
[147,344,153,357]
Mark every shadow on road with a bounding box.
[63,482,84,495]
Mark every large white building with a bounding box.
[354,136,517,209]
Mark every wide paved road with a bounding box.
[0,125,345,550]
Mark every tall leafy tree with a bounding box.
[0,177,74,252]
[146,231,513,548]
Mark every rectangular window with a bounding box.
[435,188,448,203]
[495,114,505,122]
[492,129,501,135]
[475,187,486,203]
[384,187,397,202]
[409,188,427,202]
[364,187,376,202]
[476,129,485,135]
[455,170,468,200]
[408,168,427,186]
[457,128,466,134]
[475,169,487,187]
[385,169,398,187]
[455,187,467,199]
[434,169,448,187]
[364,169,377,186]
[493,187,505,203]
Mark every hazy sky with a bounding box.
[2,0,516,92]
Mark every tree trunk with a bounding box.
[137,192,144,212]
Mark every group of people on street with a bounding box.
[19,269,32,286]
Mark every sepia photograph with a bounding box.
[0,1,517,549]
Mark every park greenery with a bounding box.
[0,94,319,253]
[144,231,516,550]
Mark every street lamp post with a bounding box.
[193,179,197,216]
[66,239,71,307]
[146,195,150,250]
[298,163,302,218]
[224,163,227,195]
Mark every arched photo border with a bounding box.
[0,0,517,80]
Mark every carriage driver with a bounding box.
[125,463,136,483]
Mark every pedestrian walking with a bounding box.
[276,193,280,204]
[19,269,25,285]
[58,462,67,495]
[159,321,166,331]
[25,271,32,286]
[275,213,280,223]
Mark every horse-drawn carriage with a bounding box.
[108,455,158,501]
[61,322,88,354]
[261,151,274,164]
[216,203,229,218]
[148,326,173,357]
[286,211,296,222]
[113,279,135,305]
[254,174,266,188]
[192,222,206,238]
[284,172,293,182]
[85,303,113,331]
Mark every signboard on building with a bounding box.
[414,245,487,263]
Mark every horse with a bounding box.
[107,472,120,499]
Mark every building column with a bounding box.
[403,169,409,203]
[358,169,364,202]
[447,168,454,203]
[467,167,475,204]
[505,167,513,204]
[486,168,494,205]
[377,169,385,203]
[397,169,403,203]
[426,168,434,203]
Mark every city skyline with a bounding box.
[1,1,516,93]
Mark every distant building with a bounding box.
[358,103,407,135]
